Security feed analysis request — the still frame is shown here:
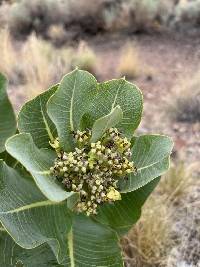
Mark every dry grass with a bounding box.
[123,194,174,267]
[20,34,56,94]
[117,41,154,80]
[158,161,197,202]
[71,41,98,74]
[0,28,73,98]
[117,42,141,80]
[46,24,68,46]
[0,29,99,99]
[0,2,11,26]
[167,71,200,123]
[123,161,198,267]
[0,28,21,83]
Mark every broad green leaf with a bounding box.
[91,105,123,143]
[5,133,74,202]
[0,160,72,265]
[0,230,64,267]
[47,69,98,151]
[65,214,123,267]
[96,177,160,236]
[88,78,143,138]
[18,85,58,149]
[0,73,16,153]
[0,161,123,266]
[120,135,173,192]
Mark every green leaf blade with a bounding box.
[89,79,143,138]
[0,161,123,266]
[0,231,64,267]
[120,135,173,192]
[0,160,72,265]
[47,69,98,151]
[91,105,123,142]
[18,85,58,149]
[96,177,160,236]
[68,214,123,267]
[0,73,16,153]
[5,133,74,202]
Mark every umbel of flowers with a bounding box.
[50,128,136,216]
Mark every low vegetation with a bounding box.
[0,28,99,98]
[123,160,198,266]
[167,71,200,123]
[123,194,174,267]
[2,0,200,41]
[117,42,141,80]
[71,41,98,74]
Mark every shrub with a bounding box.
[127,0,174,32]
[0,69,173,266]
[7,0,111,39]
[7,0,70,38]
[46,24,68,47]
[167,71,200,122]
[172,0,200,30]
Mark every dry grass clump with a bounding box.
[0,2,11,26]
[0,28,22,84]
[158,161,196,201]
[123,194,174,267]
[117,41,154,80]
[167,71,200,123]
[19,34,60,96]
[117,42,141,80]
[71,41,98,74]
[0,28,72,98]
[123,161,198,267]
[0,28,99,99]
[46,24,68,47]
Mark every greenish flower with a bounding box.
[50,128,136,216]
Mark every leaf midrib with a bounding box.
[39,96,54,143]
[137,158,167,171]
[0,200,59,214]
[111,80,123,110]
[67,228,75,267]
[69,72,77,131]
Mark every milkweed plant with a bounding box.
[0,69,173,267]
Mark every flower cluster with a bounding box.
[50,128,136,216]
